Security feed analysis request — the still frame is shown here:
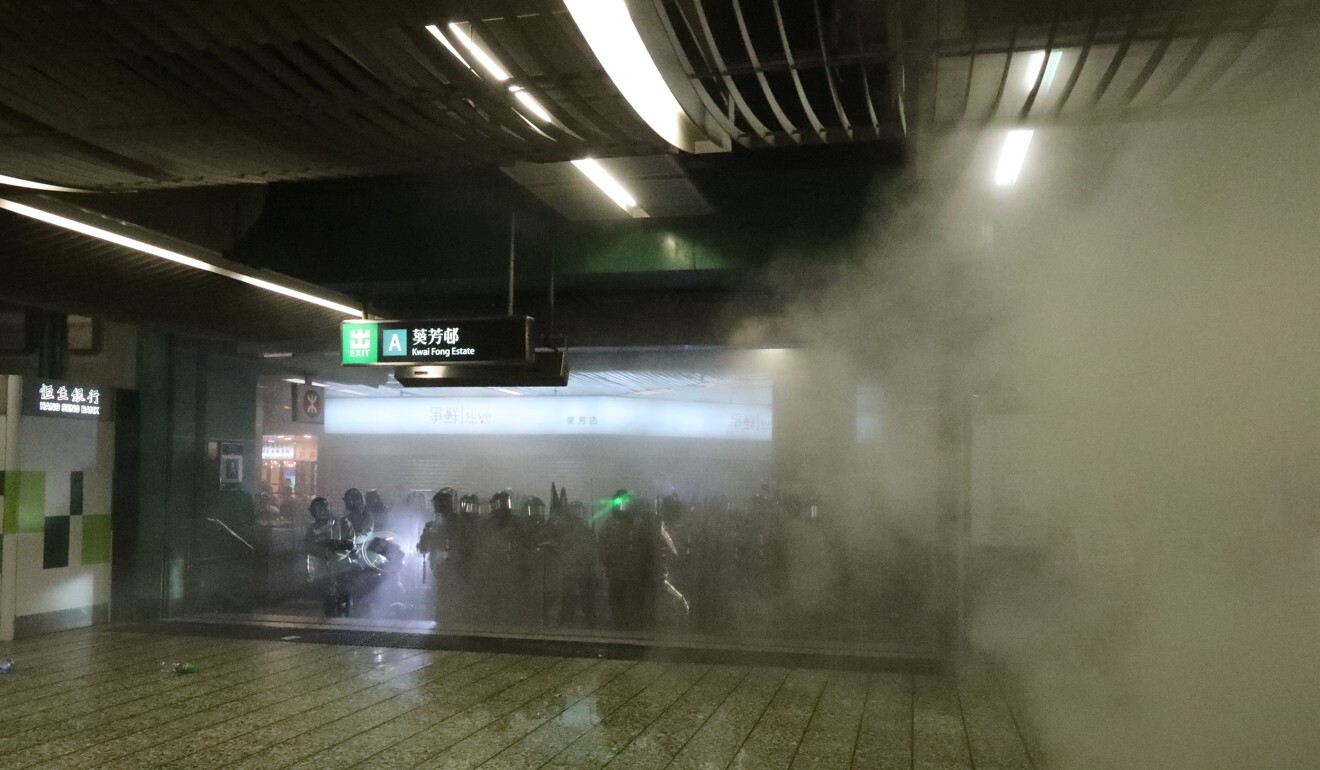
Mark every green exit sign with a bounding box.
[342,322,378,364]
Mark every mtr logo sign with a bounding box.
[342,323,378,364]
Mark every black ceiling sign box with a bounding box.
[393,350,569,388]
[22,378,114,421]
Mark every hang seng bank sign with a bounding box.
[341,317,533,366]
[22,379,113,421]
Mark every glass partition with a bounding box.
[190,349,946,656]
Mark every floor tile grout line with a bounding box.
[0,635,287,730]
[45,643,401,770]
[528,661,680,770]
[0,644,348,744]
[75,647,382,770]
[256,650,511,769]
[402,658,608,769]
[472,658,644,770]
[721,667,792,770]
[218,650,526,770]
[909,673,916,770]
[584,665,717,770]
[0,628,139,658]
[994,671,1039,770]
[249,651,519,770]
[784,670,831,770]
[0,633,251,704]
[329,655,567,770]
[954,676,978,770]
[96,646,454,770]
[847,672,874,770]
[283,653,547,769]
[0,636,318,724]
[55,643,378,763]
[599,665,732,770]
[658,665,757,770]
[0,631,159,668]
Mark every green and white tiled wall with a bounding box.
[2,470,113,567]
[1,389,116,639]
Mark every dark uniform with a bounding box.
[545,486,599,628]
[417,487,473,625]
[343,487,372,535]
[598,490,653,630]
[305,496,355,616]
[475,490,533,626]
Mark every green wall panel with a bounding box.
[82,514,112,565]
[3,471,47,534]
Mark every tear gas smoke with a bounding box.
[764,61,1320,768]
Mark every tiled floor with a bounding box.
[0,628,1038,769]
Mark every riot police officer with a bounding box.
[364,489,390,532]
[459,493,482,525]
[475,490,532,626]
[306,496,354,616]
[542,485,598,628]
[598,490,653,630]
[343,487,371,534]
[417,487,472,624]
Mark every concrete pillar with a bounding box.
[770,349,855,495]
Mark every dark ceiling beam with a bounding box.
[0,101,166,183]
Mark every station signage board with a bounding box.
[262,444,295,460]
[22,378,113,421]
[341,317,533,366]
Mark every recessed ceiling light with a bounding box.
[994,129,1034,187]
[446,22,511,82]
[571,158,648,217]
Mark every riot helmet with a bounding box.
[432,487,457,516]
[459,493,481,517]
[308,496,331,522]
[364,489,387,514]
[343,487,365,514]
[610,489,631,514]
[490,490,513,517]
[567,501,588,520]
[658,494,685,524]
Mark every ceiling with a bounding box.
[0,0,1316,345]
[0,0,905,193]
[0,195,359,341]
[921,0,1320,127]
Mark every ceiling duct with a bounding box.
[393,349,569,388]
[656,0,902,147]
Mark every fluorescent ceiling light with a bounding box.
[447,22,510,82]
[428,23,557,128]
[510,87,552,122]
[571,158,647,217]
[994,129,1034,187]
[0,198,364,317]
[564,0,686,149]
[262,351,294,358]
[1024,50,1062,91]
[425,24,470,70]
[0,173,85,193]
